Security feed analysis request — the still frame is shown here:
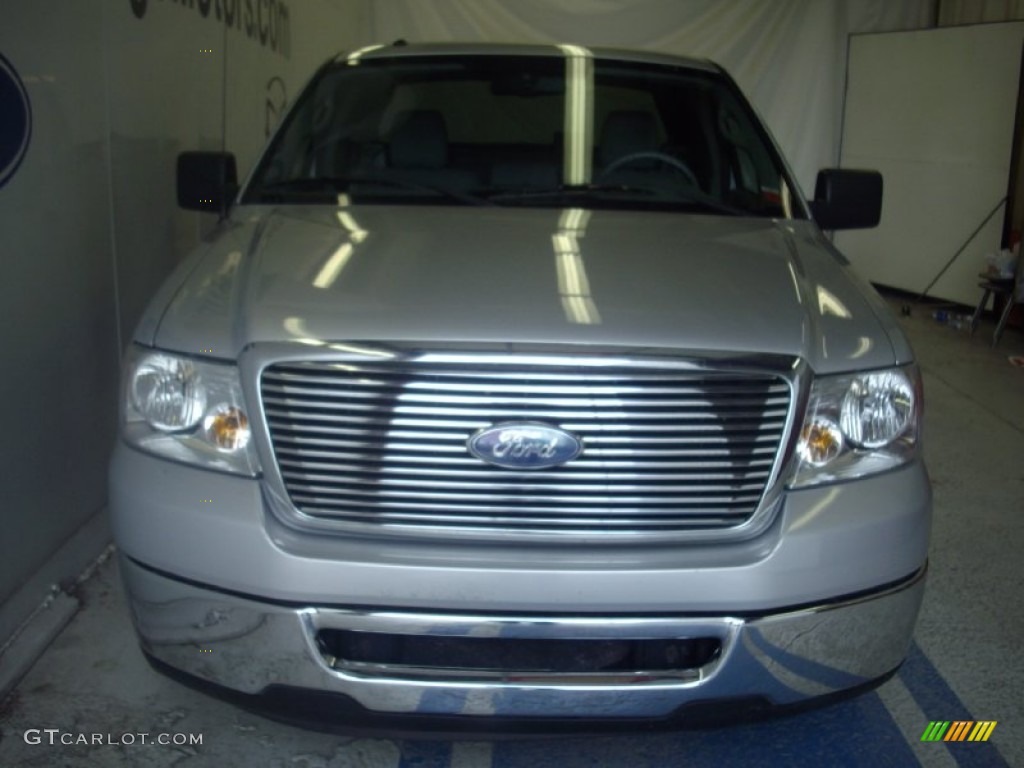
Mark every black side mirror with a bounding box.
[811,169,882,230]
[176,151,238,215]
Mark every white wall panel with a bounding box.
[0,0,119,609]
[836,23,1024,305]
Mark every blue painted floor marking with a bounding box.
[399,739,454,768]
[384,639,1008,767]
[897,641,1008,768]
[491,692,918,767]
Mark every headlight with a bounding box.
[840,370,915,449]
[790,365,921,488]
[122,346,259,476]
[130,354,206,432]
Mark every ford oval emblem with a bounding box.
[468,422,583,470]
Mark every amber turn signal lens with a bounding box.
[203,406,251,451]
[798,419,843,467]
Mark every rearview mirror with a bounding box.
[177,151,238,215]
[811,169,882,230]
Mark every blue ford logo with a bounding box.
[468,422,583,470]
[0,52,31,190]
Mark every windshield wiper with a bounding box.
[486,183,745,216]
[254,176,493,207]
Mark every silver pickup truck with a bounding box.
[109,42,930,733]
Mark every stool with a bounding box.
[970,276,1018,346]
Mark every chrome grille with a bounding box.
[260,359,791,537]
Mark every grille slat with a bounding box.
[289,494,762,514]
[284,479,770,495]
[278,464,774,481]
[264,408,787,434]
[292,493,765,512]
[263,399,789,422]
[298,509,750,529]
[261,358,791,538]
[268,432,780,455]
[274,453,775,471]
[262,367,790,386]
[262,384,790,409]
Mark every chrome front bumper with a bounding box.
[121,556,926,722]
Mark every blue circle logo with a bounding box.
[0,51,32,189]
[468,422,584,470]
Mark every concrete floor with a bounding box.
[0,294,1022,767]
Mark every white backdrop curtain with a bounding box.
[938,0,1024,25]
[368,0,935,195]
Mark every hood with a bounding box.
[145,205,904,373]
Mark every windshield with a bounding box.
[243,51,801,218]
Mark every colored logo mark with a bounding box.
[468,422,583,470]
[921,721,997,742]
[0,51,32,189]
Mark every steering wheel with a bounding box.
[598,151,699,187]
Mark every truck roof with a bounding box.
[332,41,720,74]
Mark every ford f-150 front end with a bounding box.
[109,43,930,732]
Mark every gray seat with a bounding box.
[381,110,478,191]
